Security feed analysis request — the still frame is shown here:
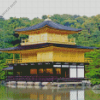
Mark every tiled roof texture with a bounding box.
[15,20,82,32]
[0,43,99,51]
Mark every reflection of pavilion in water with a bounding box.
[7,87,84,100]
[30,90,84,100]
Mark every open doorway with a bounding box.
[62,68,69,78]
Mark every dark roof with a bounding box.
[15,20,82,32]
[2,67,13,70]
[0,43,99,51]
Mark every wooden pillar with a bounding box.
[84,63,85,78]
[7,70,8,76]
[53,67,55,76]
[13,53,15,64]
[65,71,66,78]
[76,63,78,78]
[7,70,8,81]
[5,70,7,79]
[37,67,39,76]
[20,54,22,59]
[20,54,22,63]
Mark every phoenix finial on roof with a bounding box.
[45,15,51,21]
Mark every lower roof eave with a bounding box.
[0,43,99,53]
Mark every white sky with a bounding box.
[0,0,100,19]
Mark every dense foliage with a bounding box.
[0,14,100,82]
[85,49,100,85]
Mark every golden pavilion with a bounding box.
[1,17,99,82]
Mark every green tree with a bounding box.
[85,49,100,85]
[0,60,7,80]
[42,15,47,20]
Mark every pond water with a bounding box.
[0,85,100,100]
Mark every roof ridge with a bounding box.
[15,20,82,32]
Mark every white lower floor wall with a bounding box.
[70,65,84,78]
[77,68,84,78]
[70,68,76,78]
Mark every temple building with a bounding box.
[0,17,99,82]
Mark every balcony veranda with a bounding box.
[21,38,76,45]
[6,58,92,64]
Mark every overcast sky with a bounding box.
[0,0,100,19]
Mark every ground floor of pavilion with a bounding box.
[3,62,88,82]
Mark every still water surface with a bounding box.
[0,85,100,100]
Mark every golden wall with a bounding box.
[28,33,68,44]
[6,46,90,64]
[29,33,48,43]
[21,33,74,45]
[20,51,54,63]
[21,53,37,63]
[20,50,84,63]
[47,33,68,43]
[53,51,84,63]
[37,51,53,62]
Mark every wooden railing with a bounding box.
[21,38,29,43]
[68,38,75,43]
[21,38,76,45]
[84,58,92,63]
[6,58,92,64]
[6,58,37,64]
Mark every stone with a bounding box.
[26,86,33,88]
[92,84,100,90]
[1,80,6,85]
[34,82,42,86]
[42,82,49,86]
[17,81,27,85]
[34,86,41,89]
[17,85,27,88]
[47,82,52,86]
[27,82,34,86]
[92,90,100,94]
[6,81,11,85]
[51,82,57,86]
[42,86,48,89]
[10,85,17,88]
[6,81,16,85]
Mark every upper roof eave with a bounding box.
[14,20,82,32]
[15,25,82,35]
